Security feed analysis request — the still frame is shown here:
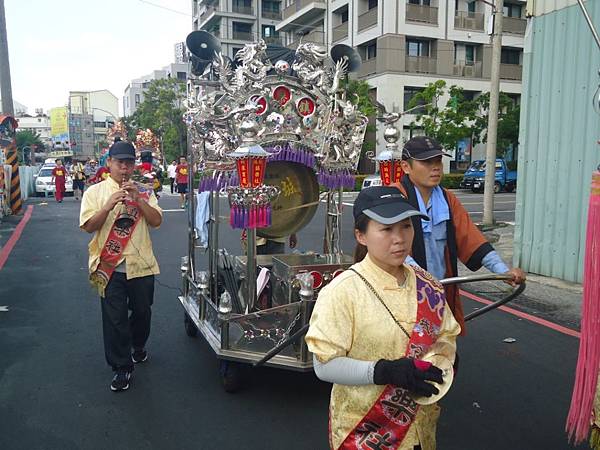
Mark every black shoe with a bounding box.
[131,349,148,364]
[110,370,131,392]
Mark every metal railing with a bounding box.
[232,31,254,41]
[232,4,254,14]
[358,57,377,77]
[263,35,284,46]
[406,4,438,24]
[262,9,282,19]
[358,7,378,32]
[454,10,485,31]
[453,60,483,77]
[286,30,325,49]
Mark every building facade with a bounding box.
[123,62,190,117]
[15,111,52,149]
[513,0,599,283]
[277,0,526,170]
[191,0,283,59]
[69,90,119,157]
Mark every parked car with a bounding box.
[361,173,382,189]
[459,159,517,193]
[34,166,73,197]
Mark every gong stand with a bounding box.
[323,188,343,255]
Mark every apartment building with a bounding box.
[192,0,284,59]
[277,0,526,168]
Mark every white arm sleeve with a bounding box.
[313,355,377,386]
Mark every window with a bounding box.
[262,0,280,13]
[503,3,522,17]
[368,0,377,10]
[409,0,431,5]
[262,25,277,37]
[501,48,520,65]
[233,47,243,59]
[467,1,476,13]
[341,9,349,22]
[465,45,475,64]
[366,42,377,59]
[404,86,426,113]
[406,39,430,57]
[177,71,187,80]
[135,94,141,105]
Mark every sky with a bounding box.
[3,0,192,116]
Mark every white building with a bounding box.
[191,0,283,60]
[69,90,119,157]
[276,0,526,171]
[15,111,52,148]
[0,98,28,116]
[123,62,190,117]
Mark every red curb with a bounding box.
[460,289,581,339]
[0,205,34,271]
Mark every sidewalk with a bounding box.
[459,223,583,332]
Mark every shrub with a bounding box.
[441,173,464,189]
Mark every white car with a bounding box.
[34,166,73,197]
[361,173,382,189]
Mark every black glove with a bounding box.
[373,358,443,397]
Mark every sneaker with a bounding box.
[131,349,148,364]
[110,370,131,392]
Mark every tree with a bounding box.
[407,80,520,157]
[16,129,45,164]
[124,78,187,164]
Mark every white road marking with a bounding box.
[162,209,186,212]
[0,306,9,312]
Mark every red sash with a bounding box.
[90,188,151,296]
[338,267,446,450]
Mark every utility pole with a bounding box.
[0,0,13,115]
[483,0,503,225]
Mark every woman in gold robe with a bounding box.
[306,186,461,450]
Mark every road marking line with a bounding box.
[0,306,8,312]
[0,205,34,271]
[468,210,516,214]
[460,201,515,205]
[460,289,580,338]
[162,209,186,212]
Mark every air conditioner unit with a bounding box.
[464,65,476,77]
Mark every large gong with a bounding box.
[257,161,319,239]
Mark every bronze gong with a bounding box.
[257,161,319,239]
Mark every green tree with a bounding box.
[407,80,520,157]
[16,130,45,163]
[124,78,187,163]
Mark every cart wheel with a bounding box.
[184,313,198,338]
[219,360,242,393]
[494,182,502,194]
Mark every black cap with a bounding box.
[403,136,451,160]
[354,186,429,225]
[109,141,136,160]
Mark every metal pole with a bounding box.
[0,0,14,116]
[246,227,257,311]
[576,0,600,51]
[483,0,503,226]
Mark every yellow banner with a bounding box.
[50,107,69,142]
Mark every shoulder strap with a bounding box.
[348,268,411,339]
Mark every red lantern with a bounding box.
[379,160,404,186]
[251,157,267,187]
[237,158,251,188]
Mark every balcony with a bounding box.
[500,63,522,80]
[406,4,438,25]
[358,57,377,77]
[262,9,282,19]
[232,30,254,41]
[405,55,437,74]
[232,4,254,14]
[454,11,484,31]
[198,5,223,27]
[286,30,325,49]
[358,7,378,32]
[282,0,325,22]
[332,22,348,42]
[503,16,527,34]
[452,61,483,78]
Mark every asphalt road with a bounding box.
[0,193,586,450]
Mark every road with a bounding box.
[0,193,586,450]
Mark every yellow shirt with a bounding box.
[79,175,162,281]
[306,254,461,450]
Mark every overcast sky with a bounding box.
[4,0,191,116]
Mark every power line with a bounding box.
[137,0,193,17]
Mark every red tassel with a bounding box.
[567,171,600,444]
